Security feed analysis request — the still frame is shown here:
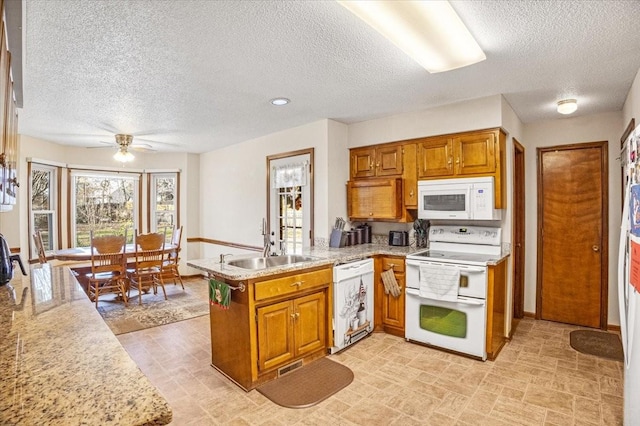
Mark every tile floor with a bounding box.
[118,316,624,425]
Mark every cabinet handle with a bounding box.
[370,162,374,169]
[369,212,373,216]
[456,157,460,164]
[376,162,380,168]
[290,281,304,287]
[447,157,452,169]
[409,189,414,197]
[290,312,300,320]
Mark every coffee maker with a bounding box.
[0,233,26,286]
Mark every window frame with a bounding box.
[149,171,180,239]
[69,169,141,247]
[28,162,58,259]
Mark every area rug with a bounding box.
[256,358,354,409]
[96,278,209,335]
[569,330,624,361]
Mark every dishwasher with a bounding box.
[330,258,374,354]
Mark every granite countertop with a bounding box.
[188,243,420,280]
[188,243,511,281]
[0,264,172,425]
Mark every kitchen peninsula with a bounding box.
[0,264,172,425]
[188,242,509,390]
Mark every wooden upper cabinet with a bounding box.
[454,131,496,175]
[417,137,454,178]
[402,143,417,208]
[418,129,500,178]
[351,145,403,179]
[347,178,403,220]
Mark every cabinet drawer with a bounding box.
[255,268,332,301]
[381,257,405,273]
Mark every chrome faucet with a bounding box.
[219,253,233,264]
[262,218,271,257]
[279,240,287,256]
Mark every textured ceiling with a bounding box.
[16,0,640,154]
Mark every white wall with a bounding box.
[522,111,623,326]
[198,119,340,261]
[623,67,640,127]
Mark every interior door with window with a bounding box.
[268,152,312,254]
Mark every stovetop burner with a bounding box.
[407,249,501,266]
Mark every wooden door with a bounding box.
[293,292,326,356]
[257,300,294,371]
[512,139,525,321]
[537,142,608,328]
[454,130,496,175]
[375,145,403,177]
[350,147,376,179]
[417,138,453,178]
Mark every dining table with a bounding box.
[53,243,178,262]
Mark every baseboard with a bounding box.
[520,311,621,332]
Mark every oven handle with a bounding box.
[405,288,485,306]
[406,259,487,273]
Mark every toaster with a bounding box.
[388,231,409,246]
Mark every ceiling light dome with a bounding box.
[557,99,578,115]
[270,98,290,106]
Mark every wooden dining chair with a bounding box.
[160,225,184,289]
[128,231,167,305]
[32,230,47,264]
[87,231,128,308]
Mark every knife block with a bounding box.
[329,229,346,248]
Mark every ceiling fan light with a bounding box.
[557,99,578,114]
[113,148,134,162]
[337,0,486,73]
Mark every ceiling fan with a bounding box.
[113,134,136,163]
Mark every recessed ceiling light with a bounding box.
[557,99,578,115]
[270,98,290,106]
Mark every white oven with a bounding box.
[404,225,502,361]
[417,177,501,220]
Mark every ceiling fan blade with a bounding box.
[131,143,156,152]
[135,137,181,148]
[86,141,114,149]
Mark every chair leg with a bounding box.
[155,275,167,300]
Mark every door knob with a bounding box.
[592,245,600,252]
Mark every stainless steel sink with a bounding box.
[227,254,319,270]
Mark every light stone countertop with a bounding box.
[188,243,510,281]
[188,243,420,280]
[0,263,172,425]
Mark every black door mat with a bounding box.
[569,330,624,361]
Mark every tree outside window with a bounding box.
[72,174,138,246]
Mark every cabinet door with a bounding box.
[257,300,294,372]
[376,145,403,176]
[293,292,326,357]
[417,138,453,178]
[347,178,402,220]
[382,273,405,331]
[350,147,376,179]
[402,143,417,208]
[454,131,496,175]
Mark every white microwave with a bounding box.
[417,177,501,220]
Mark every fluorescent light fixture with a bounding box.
[337,0,486,73]
[557,99,578,115]
[270,98,290,106]
[113,148,134,162]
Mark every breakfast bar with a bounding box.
[0,263,172,425]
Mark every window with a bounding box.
[150,172,179,241]
[71,171,140,246]
[29,164,57,256]
[268,150,313,254]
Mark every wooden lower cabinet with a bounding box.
[376,256,405,337]
[486,259,508,360]
[209,266,332,391]
[257,291,326,372]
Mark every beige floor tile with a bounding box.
[117,315,622,425]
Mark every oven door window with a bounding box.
[419,304,467,338]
